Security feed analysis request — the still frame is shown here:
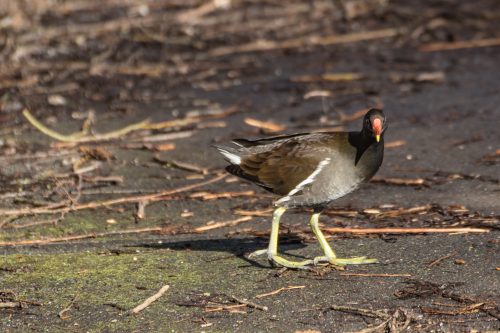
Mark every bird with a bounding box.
[215,108,387,269]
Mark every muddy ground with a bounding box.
[0,0,499,332]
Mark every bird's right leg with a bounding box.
[309,212,378,266]
[248,207,313,269]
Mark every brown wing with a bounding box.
[238,140,327,195]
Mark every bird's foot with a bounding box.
[313,256,379,266]
[247,249,267,258]
[248,249,314,269]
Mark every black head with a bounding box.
[362,108,387,142]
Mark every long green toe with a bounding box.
[314,256,379,266]
[271,255,314,270]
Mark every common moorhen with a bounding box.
[216,109,387,269]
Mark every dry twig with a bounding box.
[58,295,79,320]
[371,177,426,186]
[428,252,457,267]
[0,227,163,247]
[210,27,402,56]
[129,285,170,315]
[339,273,411,278]
[194,216,253,233]
[230,296,268,311]
[255,285,305,299]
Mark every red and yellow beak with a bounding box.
[372,118,382,143]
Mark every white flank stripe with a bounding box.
[276,158,331,204]
[218,149,241,165]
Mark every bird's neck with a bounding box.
[349,130,382,165]
[351,130,377,147]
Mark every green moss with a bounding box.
[0,248,266,332]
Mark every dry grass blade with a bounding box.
[292,73,363,83]
[233,208,273,217]
[23,107,232,144]
[23,109,150,143]
[421,303,485,315]
[244,118,286,132]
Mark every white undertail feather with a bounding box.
[217,147,241,165]
[276,157,331,204]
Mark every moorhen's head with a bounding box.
[362,108,387,143]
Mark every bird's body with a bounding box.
[216,109,387,269]
[223,131,384,209]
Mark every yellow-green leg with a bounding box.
[248,207,314,269]
[309,212,379,266]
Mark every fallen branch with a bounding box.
[0,173,226,217]
[210,27,403,56]
[323,227,489,234]
[129,284,170,315]
[420,37,500,52]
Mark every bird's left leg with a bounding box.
[248,207,314,269]
[309,212,379,266]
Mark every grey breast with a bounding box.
[280,137,354,207]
